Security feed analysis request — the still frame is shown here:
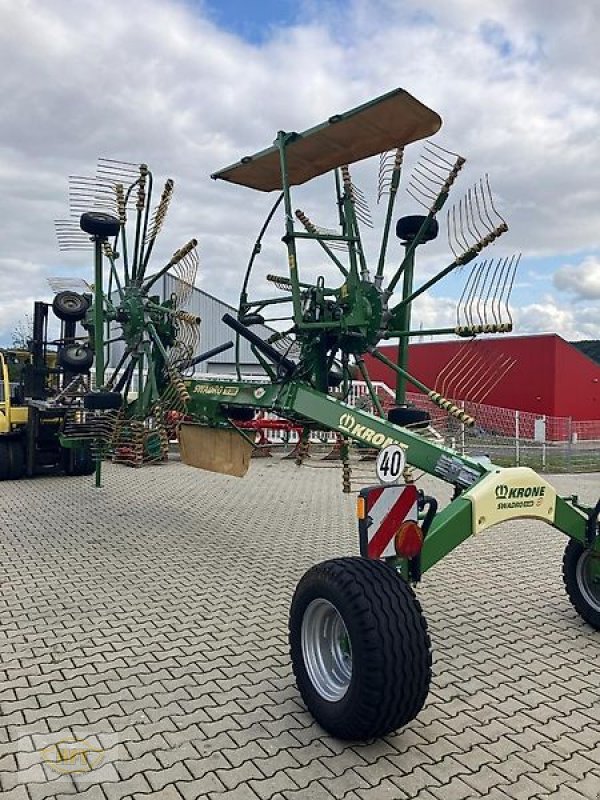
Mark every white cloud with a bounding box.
[0,0,599,345]
[513,296,600,341]
[553,256,600,301]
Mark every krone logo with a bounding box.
[339,412,355,432]
[40,738,105,775]
[495,484,509,500]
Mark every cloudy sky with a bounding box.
[0,0,598,346]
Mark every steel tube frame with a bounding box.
[185,376,595,575]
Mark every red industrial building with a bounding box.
[364,334,600,421]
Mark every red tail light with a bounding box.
[394,521,424,559]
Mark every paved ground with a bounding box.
[1,457,599,800]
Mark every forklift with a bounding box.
[0,292,96,480]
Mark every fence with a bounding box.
[188,375,600,472]
[402,390,600,473]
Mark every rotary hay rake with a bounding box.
[54,160,201,472]
[68,88,598,741]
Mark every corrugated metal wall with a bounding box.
[162,275,276,374]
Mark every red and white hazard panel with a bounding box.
[357,484,423,560]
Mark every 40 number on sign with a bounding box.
[376,444,406,484]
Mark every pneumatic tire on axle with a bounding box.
[289,556,431,740]
[0,439,26,480]
[563,539,600,630]
[52,291,90,323]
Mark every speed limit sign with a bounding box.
[376,444,406,484]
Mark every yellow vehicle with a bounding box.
[0,298,95,480]
[0,350,29,477]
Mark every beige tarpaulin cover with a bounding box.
[178,423,253,478]
[211,88,441,192]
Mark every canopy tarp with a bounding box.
[211,88,442,192]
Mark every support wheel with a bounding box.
[388,405,431,430]
[563,539,600,630]
[289,557,431,740]
[52,291,90,322]
[58,345,94,372]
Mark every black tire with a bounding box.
[64,446,95,476]
[58,345,94,372]
[80,211,120,238]
[52,291,90,322]
[396,215,439,243]
[0,438,26,480]
[84,391,123,411]
[289,557,431,740]
[387,405,431,430]
[563,539,600,630]
[223,405,255,422]
[327,360,344,388]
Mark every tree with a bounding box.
[11,314,33,350]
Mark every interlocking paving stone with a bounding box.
[1,461,599,799]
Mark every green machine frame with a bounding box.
[182,88,598,578]
[80,87,598,741]
[185,377,595,574]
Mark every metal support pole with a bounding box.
[515,410,520,467]
[276,132,302,326]
[395,243,414,404]
[542,414,547,471]
[93,237,105,488]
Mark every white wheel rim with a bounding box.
[301,598,352,702]
[575,549,600,613]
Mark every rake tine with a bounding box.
[464,190,480,249]
[447,207,460,260]
[490,256,507,326]
[443,347,477,399]
[437,343,474,397]
[474,181,493,235]
[467,188,485,242]
[476,258,495,326]
[408,186,434,211]
[472,356,516,404]
[456,260,479,327]
[485,258,502,326]
[446,176,509,264]
[465,261,485,328]
[457,197,472,253]
[503,253,520,327]
[377,148,403,203]
[419,153,452,182]
[479,176,498,232]
[405,142,466,215]
[452,347,486,399]
[485,173,507,228]
[408,177,438,201]
[341,165,373,228]
[465,354,502,404]
[413,165,443,192]
[491,255,506,326]
[466,261,485,327]
[55,219,93,251]
[423,141,461,166]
